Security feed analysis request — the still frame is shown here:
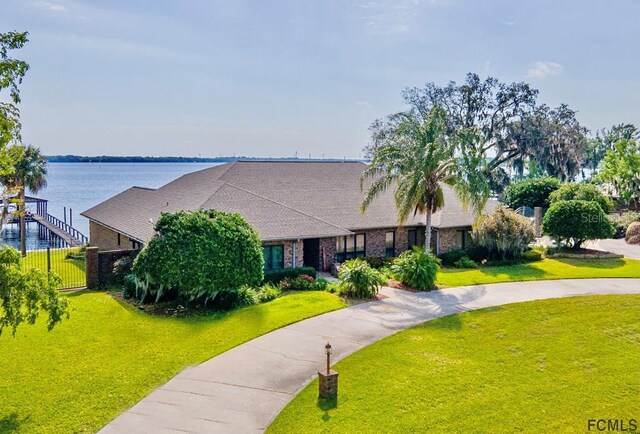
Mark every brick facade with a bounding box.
[436,227,470,254]
[262,240,304,268]
[318,237,337,271]
[89,221,140,251]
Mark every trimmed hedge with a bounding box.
[543,200,615,249]
[502,177,561,209]
[263,266,317,284]
[549,183,613,213]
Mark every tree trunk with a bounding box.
[20,187,26,256]
[424,204,433,253]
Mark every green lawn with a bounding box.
[437,257,640,287]
[269,295,640,433]
[21,248,86,288]
[0,290,346,433]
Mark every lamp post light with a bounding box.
[325,342,332,374]
[319,341,338,400]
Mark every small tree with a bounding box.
[543,200,615,249]
[0,246,69,335]
[549,182,613,214]
[132,209,264,304]
[472,206,535,260]
[597,139,640,207]
[501,177,561,209]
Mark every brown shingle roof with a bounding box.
[82,161,496,242]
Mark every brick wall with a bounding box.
[437,227,470,254]
[262,240,304,268]
[318,237,337,271]
[89,221,139,251]
[97,249,140,287]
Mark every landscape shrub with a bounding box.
[549,183,614,213]
[255,284,281,303]
[438,248,468,267]
[501,177,561,209]
[311,278,329,291]
[112,256,134,284]
[364,256,395,269]
[612,211,640,239]
[338,258,385,298]
[214,286,258,310]
[280,274,316,291]
[131,209,264,305]
[626,222,640,245]
[543,200,615,249]
[392,247,440,291]
[520,249,543,262]
[325,282,340,294]
[263,267,317,285]
[472,206,535,260]
[453,256,477,269]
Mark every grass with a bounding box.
[0,290,346,433]
[21,248,86,288]
[437,257,640,287]
[269,295,640,433]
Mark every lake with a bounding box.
[1,162,220,250]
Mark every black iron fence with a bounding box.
[21,246,86,290]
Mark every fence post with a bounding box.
[46,247,51,274]
[86,246,99,289]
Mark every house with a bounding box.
[81,161,497,271]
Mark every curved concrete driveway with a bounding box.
[101,278,640,434]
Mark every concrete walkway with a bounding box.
[101,278,640,434]
[589,238,640,260]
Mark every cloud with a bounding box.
[526,61,563,79]
[32,0,65,12]
[350,0,452,35]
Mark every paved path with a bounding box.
[101,278,640,434]
[589,238,640,260]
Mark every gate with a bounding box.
[21,246,86,290]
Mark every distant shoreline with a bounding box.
[45,156,358,163]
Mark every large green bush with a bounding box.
[472,206,535,259]
[501,177,561,209]
[392,247,440,291]
[338,258,385,299]
[132,209,264,304]
[543,200,615,249]
[549,183,613,213]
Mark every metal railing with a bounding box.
[45,213,88,245]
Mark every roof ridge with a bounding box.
[221,181,353,234]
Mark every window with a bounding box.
[263,245,284,270]
[336,234,366,262]
[385,231,395,257]
[456,230,467,249]
[117,233,121,246]
[408,229,417,249]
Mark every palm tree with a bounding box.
[0,145,47,255]
[360,106,489,252]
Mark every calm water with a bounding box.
[1,162,219,250]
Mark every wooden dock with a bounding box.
[31,213,86,247]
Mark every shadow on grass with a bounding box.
[553,257,627,269]
[476,263,548,280]
[0,412,29,432]
[317,397,338,422]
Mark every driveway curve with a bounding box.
[101,278,640,434]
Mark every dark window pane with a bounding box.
[336,237,345,253]
[408,229,417,248]
[355,234,365,252]
[273,245,284,269]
